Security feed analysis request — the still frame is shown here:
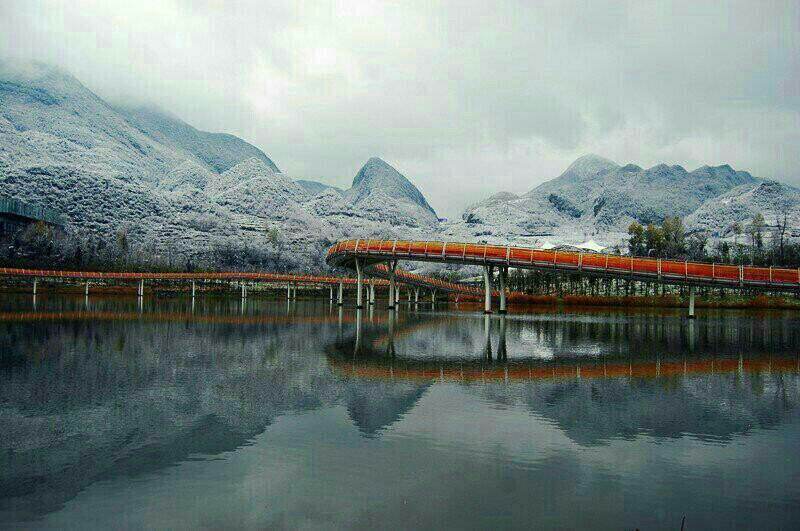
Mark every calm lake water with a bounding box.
[1,295,799,530]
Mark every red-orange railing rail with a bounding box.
[327,239,800,290]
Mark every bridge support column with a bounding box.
[287,283,292,300]
[369,281,375,305]
[431,289,436,304]
[688,286,696,319]
[85,281,90,296]
[388,261,397,309]
[337,281,344,306]
[498,267,508,314]
[241,283,247,299]
[293,284,297,300]
[138,279,144,297]
[191,280,196,298]
[414,287,420,303]
[483,265,493,314]
[355,259,364,309]
[33,278,37,295]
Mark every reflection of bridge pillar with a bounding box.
[688,286,696,319]
[498,315,507,361]
[369,280,376,305]
[395,285,401,305]
[355,309,363,354]
[293,283,297,300]
[387,310,396,357]
[355,258,364,309]
[388,260,397,309]
[483,265,493,314]
[498,267,508,314]
[337,305,343,335]
[483,314,493,361]
[337,281,344,306]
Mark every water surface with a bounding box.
[1,295,799,529]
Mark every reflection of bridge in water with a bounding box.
[330,309,800,383]
[2,299,799,519]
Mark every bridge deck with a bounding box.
[327,239,800,292]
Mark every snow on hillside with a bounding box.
[685,180,800,239]
[443,154,773,250]
[1,60,796,271]
[0,61,440,270]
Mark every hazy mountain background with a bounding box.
[0,61,439,270]
[1,61,798,271]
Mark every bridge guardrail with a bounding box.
[327,239,800,290]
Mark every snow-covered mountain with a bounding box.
[442,154,791,250]
[0,61,438,270]
[1,60,796,269]
[686,180,800,239]
[295,179,342,196]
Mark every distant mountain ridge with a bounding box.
[443,153,796,249]
[118,105,281,174]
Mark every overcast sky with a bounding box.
[1,0,798,218]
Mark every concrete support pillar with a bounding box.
[431,289,437,304]
[293,284,297,300]
[191,280,196,298]
[329,285,334,302]
[138,279,144,297]
[85,282,89,296]
[32,278,37,295]
[688,286,696,319]
[483,265,493,314]
[368,281,375,305]
[337,281,344,306]
[407,289,412,303]
[395,285,401,305]
[355,259,364,309]
[287,283,292,300]
[498,267,508,314]
[388,261,397,309]
[414,288,420,303]
[241,282,247,299]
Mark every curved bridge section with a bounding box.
[0,265,469,306]
[327,238,800,314]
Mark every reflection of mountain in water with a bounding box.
[1,299,799,522]
[478,373,797,446]
[333,309,800,446]
[344,381,430,437]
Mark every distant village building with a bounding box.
[0,196,66,235]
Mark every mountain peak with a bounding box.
[346,157,438,220]
[352,157,396,187]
